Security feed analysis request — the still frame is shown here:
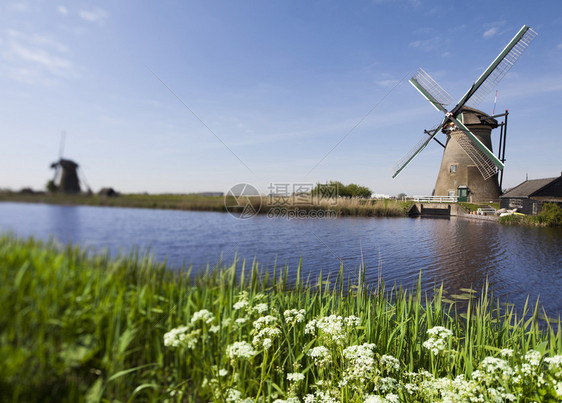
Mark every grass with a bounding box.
[1,234,561,402]
[0,191,411,218]
[499,203,562,227]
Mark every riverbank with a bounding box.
[1,234,560,402]
[0,191,411,217]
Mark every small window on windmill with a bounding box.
[450,164,457,173]
[448,190,455,197]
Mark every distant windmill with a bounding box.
[50,132,89,193]
[393,25,537,202]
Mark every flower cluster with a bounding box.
[308,346,332,368]
[227,341,256,360]
[305,314,358,346]
[163,326,200,349]
[284,309,305,324]
[422,326,453,356]
[342,343,377,383]
[190,309,214,325]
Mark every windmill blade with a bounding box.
[453,25,537,113]
[448,115,504,171]
[392,120,447,178]
[450,131,498,180]
[59,131,66,160]
[409,68,453,113]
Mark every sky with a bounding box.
[1,0,561,196]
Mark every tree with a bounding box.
[46,180,58,193]
[311,181,372,198]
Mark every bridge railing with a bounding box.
[407,196,459,203]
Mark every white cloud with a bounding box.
[408,37,441,52]
[482,20,506,39]
[376,79,399,87]
[78,8,109,25]
[7,29,68,53]
[57,5,68,15]
[483,27,498,39]
[1,29,77,85]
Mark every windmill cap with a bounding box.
[457,106,499,128]
[51,158,79,168]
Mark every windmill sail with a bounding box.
[410,68,453,113]
[455,25,537,112]
[392,121,446,178]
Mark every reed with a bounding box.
[0,192,410,218]
[1,234,560,402]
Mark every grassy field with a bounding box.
[1,234,561,402]
[0,191,411,218]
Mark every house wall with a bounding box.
[499,197,535,215]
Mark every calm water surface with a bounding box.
[1,202,561,316]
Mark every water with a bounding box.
[1,202,561,316]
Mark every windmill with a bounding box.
[393,25,537,202]
[50,132,89,193]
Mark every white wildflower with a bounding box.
[209,325,220,333]
[233,300,249,310]
[380,354,400,372]
[342,343,377,383]
[163,326,200,349]
[303,390,338,403]
[545,355,562,378]
[404,382,418,395]
[227,341,256,360]
[262,338,273,350]
[384,393,400,403]
[499,348,513,358]
[287,372,305,382]
[235,318,248,325]
[305,319,317,335]
[377,377,398,393]
[423,326,453,356]
[481,356,514,378]
[191,309,214,325]
[315,315,346,345]
[225,388,242,403]
[344,315,361,327]
[524,349,542,366]
[253,315,277,330]
[308,346,332,367]
[163,325,189,347]
[364,395,384,403]
[253,303,268,314]
[284,309,306,324]
[427,326,453,338]
[219,369,228,377]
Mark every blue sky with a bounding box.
[1,0,561,196]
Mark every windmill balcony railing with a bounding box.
[406,196,459,203]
